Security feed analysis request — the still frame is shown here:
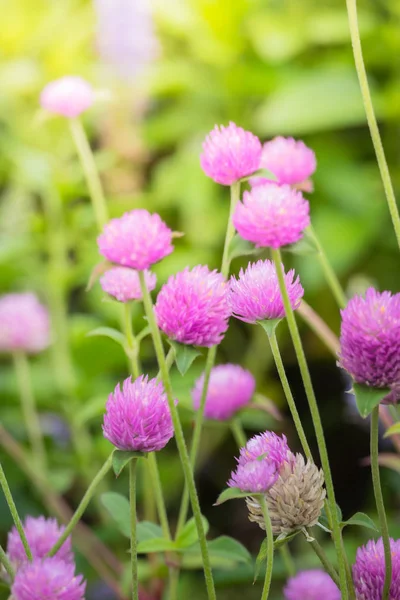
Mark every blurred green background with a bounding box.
[1,0,400,598]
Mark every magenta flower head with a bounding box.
[339,288,400,393]
[11,557,86,600]
[40,76,94,118]
[7,516,72,567]
[0,293,50,354]
[228,459,278,494]
[284,569,340,600]
[229,260,304,324]
[233,183,310,248]
[155,266,231,347]
[97,209,174,271]
[103,375,174,452]
[192,364,255,420]
[239,431,292,469]
[100,267,156,302]
[200,122,262,186]
[251,137,316,190]
[353,537,400,600]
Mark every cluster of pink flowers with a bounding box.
[352,537,400,599]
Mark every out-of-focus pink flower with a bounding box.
[228,459,278,494]
[200,122,262,185]
[353,537,400,600]
[7,516,72,567]
[284,569,340,600]
[40,76,94,118]
[0,293,50,354]
[11,557,86,600]
[100,267,156,302]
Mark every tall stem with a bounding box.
[259,496,274,600]
[123,302,140,379]
[221,181,240,277]
[138,271,216,600]
[69,117,109,231]
[230,418,247,448]
[308,535,340,587]
[148,453,171,540]
[130,459,139,600]
[345,0,400,249]
[279,544,295,578]
[0,464,32,560]
[270,247,349,599]
[0,543,14,580]
[371,406,392,600]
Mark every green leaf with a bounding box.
[319,503,342,530]
[137,537,178,554]
[274,530,301,548]
[136,325,151,343]
[168,340,202,376]
[239,168,276,183]
[284,237,318,256]
[86,327,127,349]
[175,516,210,549]
[341,512,378,532]
[254,537,268,583]
[101,492,130,537]
[228,234,260,262]
[384,422,400,438]
[207,536,251,563]
[137,521,164,543]
[352,383,391,418]
[257,318,282,337]
[112,450,147,477]
[214,487,250,506]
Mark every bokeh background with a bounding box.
[1,0,400,598]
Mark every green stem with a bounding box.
[221,181,241,277]
[230,418,247,448]
[168,567,180,600]
[69,117,109,231]
[267,331,312,459]
[12,352,47,472]
[0,463,32,560]
[123,302,140,379]
[308,534,340,587]
[130,459,139,600]
[48,453,113,557]
[148,453,171,540]
[279,544,295,578]
[270,247,349,599]
[259,496,274,600]
[138,271,216,600]
[0,544,14,580]
[345,0,400,249]
[371,407,392,600]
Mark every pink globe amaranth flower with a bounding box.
[339,288,400,392]
[251,137,316,188]
[7,516,72,567]
[200,122,262,186]
[11,557,86,600]
[238,431,292,470]
[155,266,231,347]
[228,459,278,493]
[233,183,310,249]
[0,293,50,354]
[192,364,255,421]
[229,259,303,324]
[353,537,400,600]
[284,569,340,600]
[97,209,174,271]
[40,76,94,118]
[100,267,156,302]
[103,375,174,452]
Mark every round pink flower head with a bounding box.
[7,516,72,567]
[284,569,340,600]
[229,259,304,324]
[103,375,174,452]
[11,557,86,600]
[239,431,292,470]
[251,137,316,189]
[339,288,400,393]
[40,76,94,118]
[233,183,310,249]
[353,537,400,600]
[192,364,255,421]
[0,293,50,354]
[100,267,157,302]
[200,122,262,186]
[155,265,231,347]
[97,209,174,271]
[228,459,278,494]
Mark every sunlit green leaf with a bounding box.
[352,383,391,418]
[228,235,260,262]
[175,516,209,549]
[214,487,250,506]
[112,450,147,477]
[168,340,201,376]
[86,327,127,349]
[341,512,378,532]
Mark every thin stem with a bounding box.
[259,496,274,600]
[168,567,180,600]
[148,453,171,539]
[69,117,108,231]
[371,406,392,600]
[0,463,32,560]
[221,181,241,277]
[12,352,46,472]
[230,418,247,448]
[124,302,140,379]
[346,0,400,249]
[138,271,216,600]
[48,453,113,557]
[267,331,312,459]
[271,247,349,599]
[130,459,139,600]
[0,544,14,580]
[279,544,295,578]
[308,534,340,587]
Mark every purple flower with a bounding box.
[239,431,292,470]
[97,209,174,271]
[284,569,340,600]
[200,122,262,186]
[7,516,72,567]
[229,260,304,324]
[353,537,400,600]
[155,266,231,347]
[339,288,400,391]
[233,183,310,248]
[100,267,156,302]
[192,364,255,420]
[11,557,86,600]
[0,293,50,354]
[251,137,316,189]
[40,76,94,118]
[228,459,278,493]
[103,375,174,452]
